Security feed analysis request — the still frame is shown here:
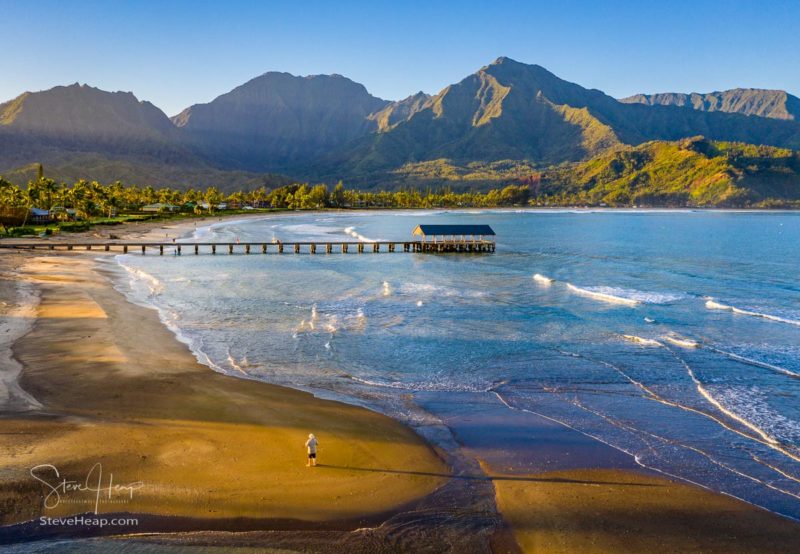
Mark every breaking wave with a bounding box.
[566,284,682,306]
[622,334,663,347]
[705,299,800,327]
[344,226,376,242]
[662,334,700,348]
[704,346,800,378]
[120,263,163,297]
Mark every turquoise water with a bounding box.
[115,210,800,520]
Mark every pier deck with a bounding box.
[0,240,495,255]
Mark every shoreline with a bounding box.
[1,213,799,551]
[0,253,42,412]
[3,206,799,246]
[0,252,455,547]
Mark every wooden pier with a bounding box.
[0,239,496,255]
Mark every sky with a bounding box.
[1,0,799,116]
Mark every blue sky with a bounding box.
[2,0,798,116]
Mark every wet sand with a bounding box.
[0,254,447,537]
[419,390,800,553]
[491,468,800,553]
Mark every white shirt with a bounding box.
[305,437,318,453]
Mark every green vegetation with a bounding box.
[1,136,799,238]
[537,137,800,207]
[391,159,541,187]
[0,175,534,236]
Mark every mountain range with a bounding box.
[620,89,800,121]
[1,57,800,199]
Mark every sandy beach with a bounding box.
[0,249,448,542]
[490,467,800,553]
[1,214,799,552]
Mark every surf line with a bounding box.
[703,345,799,378]
[705,299,800,327]
[571,398,800,502]
[665,347,800,464]
[488,389,768,509]
[565,283,640,306]
[558,347,800,464]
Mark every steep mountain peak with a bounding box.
[489,56,528,67]
[172,70,389,171]
[368,91,432,132]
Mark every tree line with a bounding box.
[0,177,534,219]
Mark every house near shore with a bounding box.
[29,208,52,224]
[142,203,181,213]
[49,206,78,220]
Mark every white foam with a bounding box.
[668,351,796,460]
[310,304,318,329]
[533,273,554,285]
[566,284,640,306]
[662,334,700,348]
[112,258,233,378]
[0,268,43,410]
[622,335,663,347]
[706,346,800,378]
[325,314,339,334]
[400,282,486,298]
[705,299,800,327]
[226,349,249,375]
[569,284,683,306]
[344,226,376,242]
[120,264,164,297]
[382,281,391,296]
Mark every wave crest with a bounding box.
[706,299,800,327]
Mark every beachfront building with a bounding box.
[142,203,181,213]
[411,224,496,252]
[29,208,52,224]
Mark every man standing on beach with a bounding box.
[305,433,319,467]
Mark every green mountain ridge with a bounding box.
[0,58,799,206]
[539,137,800,207]
[314,58,800,185]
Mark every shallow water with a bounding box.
[114,209,800,520]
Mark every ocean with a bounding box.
[112,209,800,520]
